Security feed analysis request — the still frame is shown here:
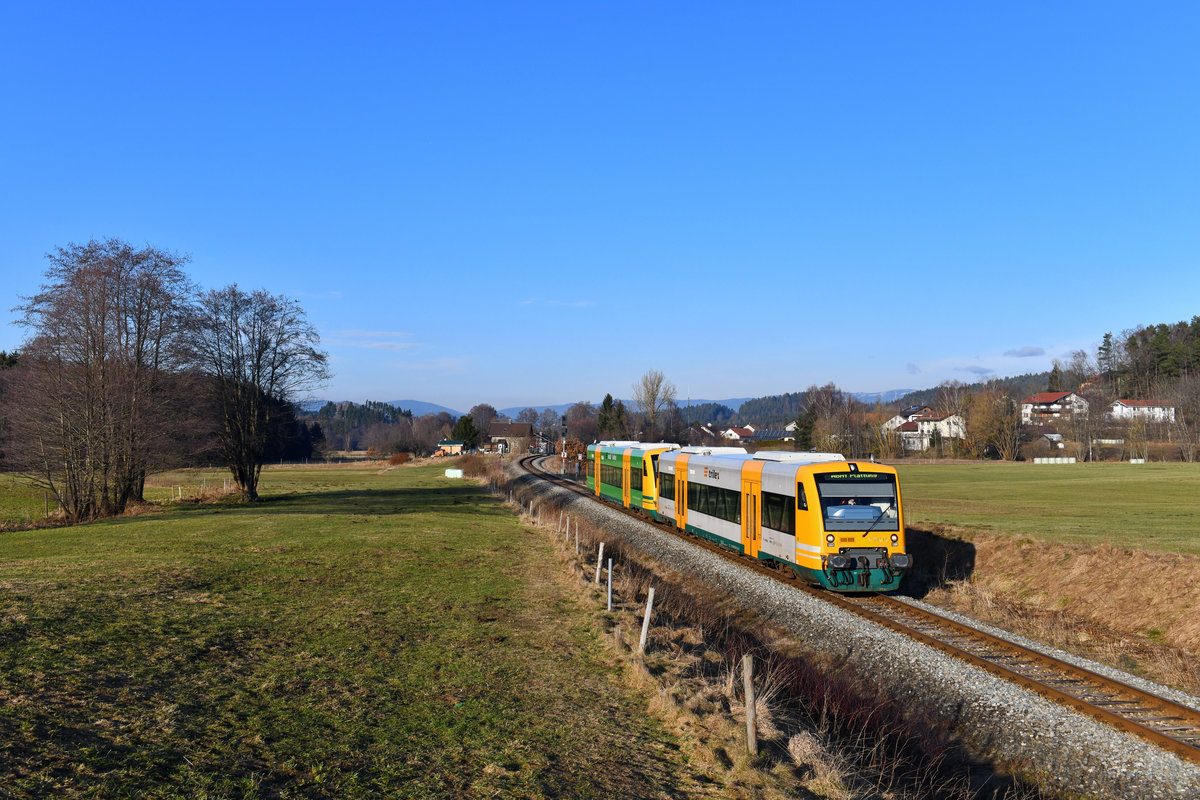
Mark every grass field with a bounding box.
[0,463,699,798]
[896,461,1200,555]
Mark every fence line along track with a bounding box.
[516,455,1200,766]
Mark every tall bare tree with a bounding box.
[965,380,1023,460]
[468,403,498,439]
[191,286,329,500]
[632,369,676,440]
[8,239,192,520]
[565,401,597,442]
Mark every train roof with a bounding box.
[752,451,845,463]
[676,446,748,456]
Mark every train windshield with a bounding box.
[815,472,899,531]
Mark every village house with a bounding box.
[488,421,533,453]
[882,406,934,432]
[747,428,794,443]
[1109,399,1176,424]
[892,411,966,451]
[721,425,756,440]
[1020,392,1089,424]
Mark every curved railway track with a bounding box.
[519,455,1200,766]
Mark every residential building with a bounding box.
[883,406,933,432]
[488,421,533,453]
[1109,399,1176,424]
[893,412,966,451]
[1020,392,1089,424]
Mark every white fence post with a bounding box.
[606,557,613,610]
[638,587,655,654]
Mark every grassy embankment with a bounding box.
[897,461,1200,691]
[0,462,706,798]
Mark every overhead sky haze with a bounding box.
[4,2,1199,412]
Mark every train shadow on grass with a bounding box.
[900,526,976,599]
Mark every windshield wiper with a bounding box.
[861,501,895,538]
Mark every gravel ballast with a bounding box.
[512,464,1200,800]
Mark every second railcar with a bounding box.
[586,441,681,513]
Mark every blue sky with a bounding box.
[4,2,1199,413]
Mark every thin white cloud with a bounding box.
[956,365,995,376]
[905,362,921,374]
[1004,346,1045,358]
[326,330,417,352]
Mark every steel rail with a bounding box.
[517,455,1200,765]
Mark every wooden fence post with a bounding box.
[594,542,605,583]
[743,654,758,756]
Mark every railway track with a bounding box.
[518,455,1200,766]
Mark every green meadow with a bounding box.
[896,461,1200,555]
[0,463,695,799]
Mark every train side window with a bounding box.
[659,471,675,500]
[796,483,808,511]
[762,491,794,535]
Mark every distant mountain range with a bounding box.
[304,391,916,421]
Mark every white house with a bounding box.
[883,406,933,432]
[1109,399,1176,424]
[1020,392,1089,424]
[893,412,966,451]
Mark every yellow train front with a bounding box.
[655,448,911,591]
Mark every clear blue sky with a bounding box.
[4,2,1199,413]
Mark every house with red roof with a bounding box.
[1020,392,1089,424]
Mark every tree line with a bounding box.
[1,238,330,520]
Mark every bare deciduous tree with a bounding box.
[565,401,597,442]
[632,369,676,440]
[537,407,561,439]
[8,239,192,520]
[468,404,498,440]
[191,286,329,500]
[965,381,1023,460]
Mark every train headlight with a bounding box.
[825,534,835,545]
[890,534,899,545]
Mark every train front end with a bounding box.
[805,463,911,591]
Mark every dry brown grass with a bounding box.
[914,527,1200,694]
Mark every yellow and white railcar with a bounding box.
[656,448,910,591]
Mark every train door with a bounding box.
[674,454,690,530]
[741,462,764,559]
[622,450,632,508]
[593,448,603,496]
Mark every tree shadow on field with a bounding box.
[901,525,976,599]
[172,484,501,519]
